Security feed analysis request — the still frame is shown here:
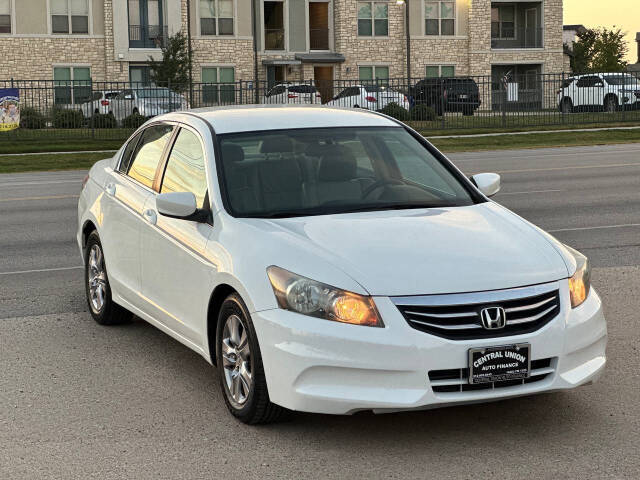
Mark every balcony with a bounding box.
[492,27,543,49]
[129,24,168,49]
[491,2,543,49]
[310,28,330,51]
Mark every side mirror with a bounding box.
[471,173,501,197]
[156,192,202,220]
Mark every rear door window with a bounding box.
[127,124,174,188]
[160,129,208,209]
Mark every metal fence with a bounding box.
[1,72,639,142]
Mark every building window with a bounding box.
[264,1,284,50]
[491,5,515,39]
[130,65,153,86]
[202,67,235,104]
[54,67,91,105]
[426,65,455,78]
[0,0,11,34]
[51,0,89,34]
[359,66,389,85]
[200,0,233,36]
[357,2,388,37]
[424,1,455,36]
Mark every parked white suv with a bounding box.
[77,105,606,424]
[326,84,410,111]
[558,73,640,113]
[79,90,121,118]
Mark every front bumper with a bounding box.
[251,282,606,414]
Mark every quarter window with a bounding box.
[161,129,208,209]
[127,125,174,188]
[357,2,388,37]
[491,5,515,39]
[425,1,455,36]
[0,0,11,34]
[200,0,234,36]
[119,132,143,174]
[51,0,89,34]
[53,67,91,104]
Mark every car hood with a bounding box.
[258,202,569,296]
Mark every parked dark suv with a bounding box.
[410,77,481,116]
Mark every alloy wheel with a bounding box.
[87,244,107,314]
[221,314,252,406]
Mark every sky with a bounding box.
[564,0,639,63]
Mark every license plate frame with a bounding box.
[468,344,531,384]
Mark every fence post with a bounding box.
[90,78,95,140]
[11,77,14,88]
[440,80,445,129]
[501,78,507,128]
[560,71,565,125]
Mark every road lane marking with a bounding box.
[0,194,79,202]
[0,179,84,187]
[496,189,563,196]
[451,148,640,162]
[477,162,640,175]
[0,266,83,276]
[548,223,640,233]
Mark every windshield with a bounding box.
[604,76,639,86]
[218,127,477,218]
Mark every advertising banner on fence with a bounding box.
[0,88,20,131]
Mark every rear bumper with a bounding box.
[251,283,606,415]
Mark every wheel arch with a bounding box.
[81,219,98,249]
[206,283,239,365]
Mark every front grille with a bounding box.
[429,358,555,393]
[392,283,561,341]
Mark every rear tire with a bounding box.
[84,231,132,325]
[216,293,288,424]
[604,96,618,113]
[560,98,574,114]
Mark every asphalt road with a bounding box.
[1,144,639,479]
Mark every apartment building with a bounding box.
[1,0,565,99]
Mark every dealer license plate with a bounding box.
[468,344,531,384]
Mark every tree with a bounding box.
[571,27,628,73]
[148,32,192,92]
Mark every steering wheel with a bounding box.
[362,179,405,199]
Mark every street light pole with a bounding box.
[397,0,411,83]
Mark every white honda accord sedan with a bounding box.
[77,105,606,424]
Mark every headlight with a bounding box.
[566,245,591,308]
[267,266,383,327]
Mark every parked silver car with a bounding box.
[111,87,189,123]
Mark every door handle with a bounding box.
[143,209,157,225]
[105,183,116,196]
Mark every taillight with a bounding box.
[365,95,377,103]
[316,93,322,97]
[288,94,298,99]
[101,100,110,106]
[82,174,89,189]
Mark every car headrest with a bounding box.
[221,143,244,163]
[318,147,357,182]
[260,136,294,154]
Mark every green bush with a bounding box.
[378,102,410,121]
[90,113,117,129]
[52,108,84,129]
[410,104,438,121]
[122,113,147,129]
[19,107,46,129]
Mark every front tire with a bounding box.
[84,231,132,325]
[216,293,287,424]
[560,98,574,114]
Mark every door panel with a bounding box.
[100,170,150,309]
[139,127,215,344]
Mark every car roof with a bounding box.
[181,105,399,134]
